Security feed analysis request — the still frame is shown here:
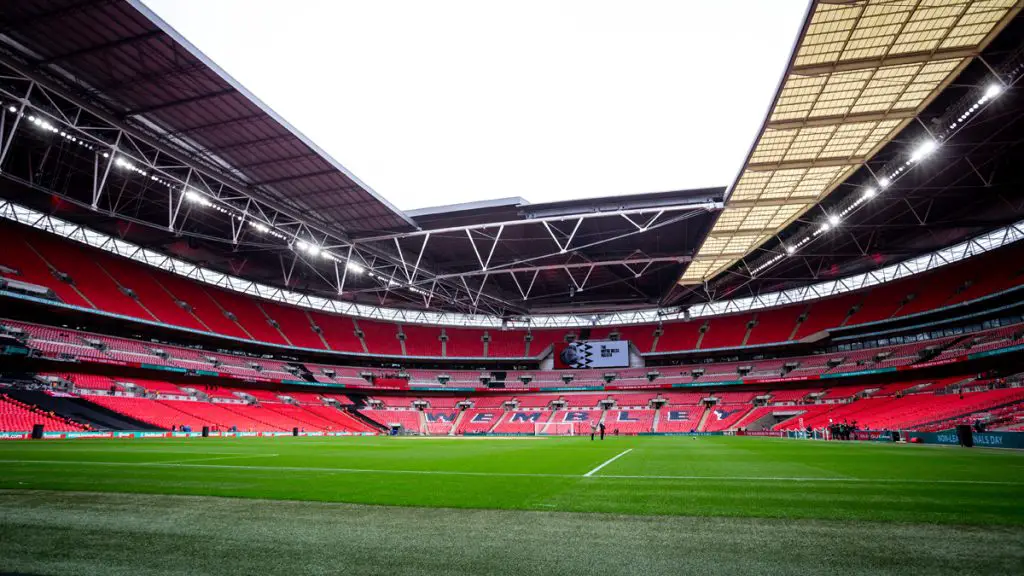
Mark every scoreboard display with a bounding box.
[555,340,629,369]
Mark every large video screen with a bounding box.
[555,340,629,369]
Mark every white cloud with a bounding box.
[143,0,808,211]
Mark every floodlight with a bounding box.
[910,140,937,162]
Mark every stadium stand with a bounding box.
[487,330,526,357]
[700,314,751,350]
[359,320,403,356]
[0,393,87,432]
[261,302,324,350]
[444,327,485,357]
[657,406,700,433]
[361,409,421,432]
[606,409,656,434]
[310,312,363,352]
[4,217,1024,360]
[401,324,442,357]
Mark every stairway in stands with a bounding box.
[696,405,712,432]
[449,410,465,436]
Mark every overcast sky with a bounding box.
[142,0,809,211]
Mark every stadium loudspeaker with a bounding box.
[293,427,299,437]
[31,424,44,439]
[956,425,974,448]
[202,426,210,438]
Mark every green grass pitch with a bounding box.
[1,436,1023,575]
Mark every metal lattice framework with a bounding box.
[2,0,1023,327]
[0,54,531,316]
[345,200,720,306]
[4,197,1021,328]
[0,50,721,315]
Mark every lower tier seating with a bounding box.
[0,394,87,432]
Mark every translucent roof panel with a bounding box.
[679,0,1018,286]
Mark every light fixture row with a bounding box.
[752,83,1004,276]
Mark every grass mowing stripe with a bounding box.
[160,454,280,465]
[3,458,1021,486]
[0,459,575,478]
[583,448,633,477]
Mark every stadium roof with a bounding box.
[0,0,1022,323]
[680,0,1022,285]
[0,0,413,236]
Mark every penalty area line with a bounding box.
[583,449,633,477]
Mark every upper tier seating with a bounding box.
[444,328,485,358]
[701,314,751,350]
[402,324,442,357]
[746,306,805,345]
[4,219,1024,358]
[487,330,526,357]
[359,320,402,356]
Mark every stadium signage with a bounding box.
[141,363,187,373]
[969,343,1024,359]
[425,412,456,423]
[909,431,1024,448]
[44,431,114,439]
[555,340,629,369]
[90,357,130,367]
[607,383,672,390]
[509,412,543,423]
[562,411,592,422]
[664,410,690,421]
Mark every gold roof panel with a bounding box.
[679,0,1020,286]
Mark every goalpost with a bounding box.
[534,422,577,436]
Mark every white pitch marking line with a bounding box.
[583,449,633,477]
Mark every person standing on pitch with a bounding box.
[590,420,597,441]
[599,421,606,440]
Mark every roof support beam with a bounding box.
[236,151,320,170]
[766,109,918,130]
[167,113,267,138]
[252,168,336,186]
[37,30,162,64]
[745,157,863,172]
[355,201,721,244]
[790,47,978,76]
[423,256,690,281]
[123,89,235,117]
